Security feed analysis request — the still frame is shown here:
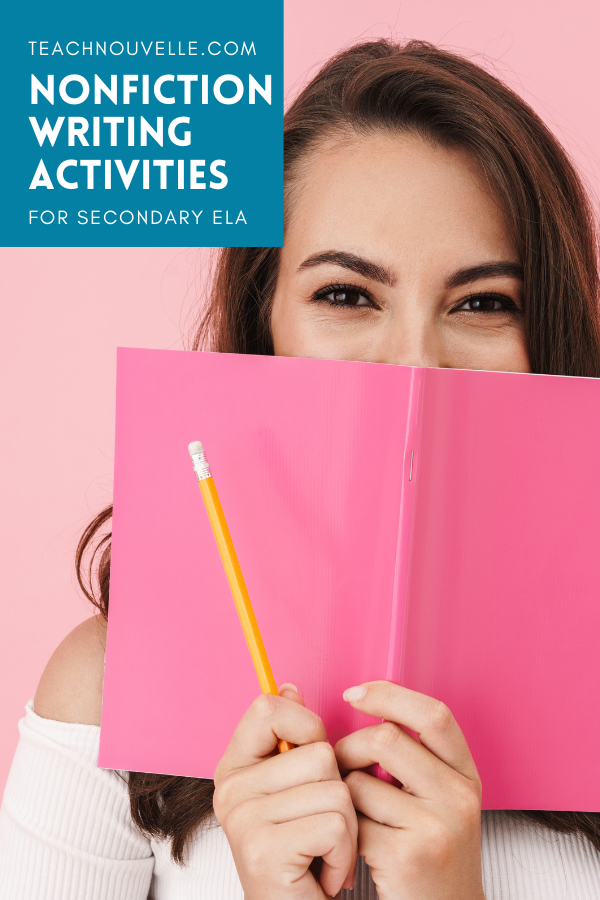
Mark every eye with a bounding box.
[454,292,520,313]
[312,283,377,309]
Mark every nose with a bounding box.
[374,304,443,368]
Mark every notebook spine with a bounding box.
[386,366,425,686]
[371,368,424,784]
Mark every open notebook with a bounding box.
[99,348,600,810]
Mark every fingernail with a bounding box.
[279,682,298,693]
[343,685,367,702]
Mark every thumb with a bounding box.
[278,683,306,707]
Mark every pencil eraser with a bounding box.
[188,441,204,456]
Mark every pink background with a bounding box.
[2,0,600,795]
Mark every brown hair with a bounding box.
[77,39,600,862]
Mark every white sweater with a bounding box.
[1,702,600,900]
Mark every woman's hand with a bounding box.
[214,685,358,899]
[335,681,484,900]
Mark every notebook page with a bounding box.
[402,367,600,810]
[100,350,413,776]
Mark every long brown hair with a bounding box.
[77,39,600,862]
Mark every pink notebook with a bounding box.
[100,348,600,810]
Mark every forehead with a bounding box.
[284,133,516,268]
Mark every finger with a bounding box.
[279,684,306,707]
[216,741,342,816]
[233,780,358,850]
[344,769,420,827]
[275,813,356,898]
[279,681,306,706]
[356,812,395,873]
[216,693,327,781]
[276,687,303,752]
[342,681,479,781]
[335,720,463,797]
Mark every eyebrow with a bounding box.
[298,250,396,287]
[298,252,524,291]
[445,262,524,289]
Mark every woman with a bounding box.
[2,39,600,900]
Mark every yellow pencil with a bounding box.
[188,441,294,753]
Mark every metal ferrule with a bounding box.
[190,448,212,481]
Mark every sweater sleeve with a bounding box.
[0,701,154,900]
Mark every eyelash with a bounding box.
[453,292,521,314]
[311,283,521,314]
[311,282,379,309]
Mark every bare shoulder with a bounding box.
[34,615,107,726]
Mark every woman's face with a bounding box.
[271,133,529,373]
